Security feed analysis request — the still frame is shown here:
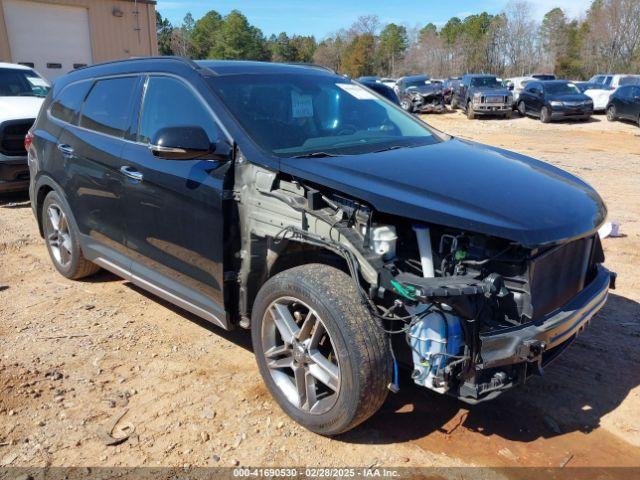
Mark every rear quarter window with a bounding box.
[79,77,138,137]
[50,81,92,125]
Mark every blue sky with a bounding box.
[157,0,594,39]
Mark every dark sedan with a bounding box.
[517,80,593,123]
[606,85,640,127]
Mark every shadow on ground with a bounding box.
[99,272,639,448]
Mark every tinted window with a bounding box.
[80,77,137,137]
[545,82,580,95]
[50,81,92,124]
[470,77,501,88]
[0,68,50,97]
[138,76,219,144]
[619,76,640,87]
[616,86,632,99]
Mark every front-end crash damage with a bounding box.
[231,152,615,403]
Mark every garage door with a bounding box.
[2,0,93,80]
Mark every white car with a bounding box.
[585,74,640,112]
[505,76,534,106]
[0,62,49,193]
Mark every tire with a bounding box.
[400,99,413,113]
[42,191,100,280]
[466,102,475,120]
[518,101,526,117]
[606,105,617,122]
[637,115,640,128]
[540,106,551,123]
[451,97,458,109]
[251,264,391,436]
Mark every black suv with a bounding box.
[28,57,614,436]
[452,74,512,119]
[517,80,593,123]
[606,85,640,127]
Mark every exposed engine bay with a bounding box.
[233,157,614,403]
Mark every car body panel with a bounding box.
[279,138,606,247]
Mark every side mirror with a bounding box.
[150,126,214,161]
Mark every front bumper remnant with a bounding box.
[458,265,613,402]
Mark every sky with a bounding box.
[157,0,595,39]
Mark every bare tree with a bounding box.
[501,1,539,75]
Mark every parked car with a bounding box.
[606,84,640,127]
[453,74,512,119]
[0,62,50,193]
[395,75,445,113]
[28,58,614,436]
[575,82,601,93]
[505,76,533,107]
[517,80,593,123]
[380,77,397,89]
[588,74,640,90]
[530,73,556,80]
[357,78,400,105]
[356,76,381,83]
[442,77,460,104]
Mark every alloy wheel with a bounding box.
[45,204,73,268]
[261,297,340,415]
[606,106,616,121]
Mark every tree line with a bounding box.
[156,0,640,80]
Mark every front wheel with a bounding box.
[251,264,391,436]
[400,99,413,112]
[466,102,475,119]
[606,105,617,121]
[540,106,551,123]
[518,101,526,117]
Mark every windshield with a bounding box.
[208,74,440,158]
[469,77,501,88]
[545,82,581,95]
[405,77,430,88]
[0,68,50,97]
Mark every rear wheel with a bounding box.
[540,106,551,123]
[606,105,617,121]
[251,264,391,436]
[42,191,100,279]
[466,102,475,120]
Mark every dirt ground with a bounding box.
[1,110,639,471]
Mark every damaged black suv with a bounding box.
[28,58,614,436]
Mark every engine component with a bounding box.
[408,307,464,393]
[370,225,397,260]
[413,224,435,277]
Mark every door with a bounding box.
[121,75,232,327]
[616,86,632,119]
[59,75,139,271]
[2,0,93,80]
[630,87,640,120]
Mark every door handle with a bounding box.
[57,144,74,157]
[120,166,143,182]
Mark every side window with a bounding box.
[79,77,137,137]
[137,76,219,145]
[50,81,92,124]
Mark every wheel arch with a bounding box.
[33,175,73,238]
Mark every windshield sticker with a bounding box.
[291,91,314,118]
[27,76,49,88]
[336,83,377,100]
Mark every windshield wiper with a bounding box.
[291,152,341,159]
[372,144,423,153]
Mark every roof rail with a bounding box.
[73,55,201,72]
[284,62,337,74]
